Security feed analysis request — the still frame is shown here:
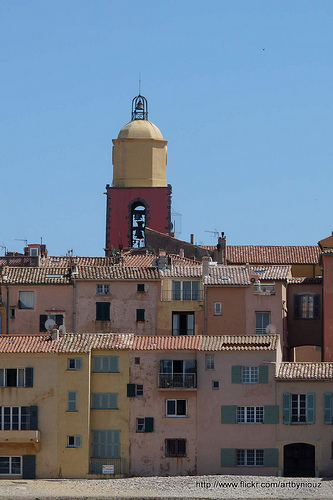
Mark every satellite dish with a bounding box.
[59,324,66,334]
[265,324,276,334]
[45,318,55,331]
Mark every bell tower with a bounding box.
[105,94,172,253]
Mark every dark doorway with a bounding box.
[284,443,315,477]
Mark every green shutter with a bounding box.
[283,393,291,424]
[221,405,236,423]
[75,358,82,370]
[221,448,236,467]
[127,383,136,397]
[92,356,102,372]
[264,405,279,424]
[263,448,278,467]
[145,417,154,432]
[29,406,38,430]
[306,393,315,424]
[231,366,241,383]
[324,393,332,424]
[109,356,119,372]
[259,365,269,383]
[25,367,33,387]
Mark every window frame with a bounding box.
[18,291,34,310]
[137,283,146,293]
[172,311,195,336]
[136,308,145,322]
[95,302,111,321]
[166,399,187,417]
[255,311,270,334]
[214,302,222,315]
[67,391,78,412]
[0,456,22,475]
[205,354,215,370]
[236,406,264,424]
[212,380,220,390]
[291,394,307,423]
[67,435,82,448]
[96,284,110,295]
[165,438,187,457]
[135,384,144,397]
[67,358,82,371]
[92,355,119,373]
[294,293,320,319]
[172,281,200,301]
[241,366,259,384]
[136,418,145,432]
[91,393,118,410]
[236,449,264,466]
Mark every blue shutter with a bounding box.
[283,393,291,424]
[324,393,332,424]
[221,448,236,466]
[259,365,269,383]
[231,366,241,383]
[306,393,315,424]
[29,406,38,430]
[25,367,33,387]
[22,455,36,479]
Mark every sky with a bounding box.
[1,0,332,256]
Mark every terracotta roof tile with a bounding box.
[250,265,292,281]
[131,335,202,350]
[226,245,320,265]
[1,267,71,285]
[277,362,333,380]
[200,335,278,351]
[0,334,61,354]
[162,266,203,278]
[288,277,322,284]
[204,266,250,286]
[76,266,160,280]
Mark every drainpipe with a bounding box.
[204,285,207,335]
[73,279,77,333]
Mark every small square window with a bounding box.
[136,384,144,397]
[67,435,82,447]
[67,358,82,371]
[136,418,145,432]
[135,357,140,365]
[97,284,110,295]
[136,309,145,322]
[212,381,219,390]
[137,284,146,292]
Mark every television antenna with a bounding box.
[205,229,219,238]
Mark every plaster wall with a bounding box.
[206,286,246,335]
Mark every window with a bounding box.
[137,283,146,292]
[29,247,39,256]
[19,291,34,309]
[214,302,222,315]
[324,393,333,424]
[159,360,197,388]
[283,393,315,424]
[97,284,110,295]
[236,406,264,423]
[255,312,270,334]
[67,358,82,371]
[172,281,200,300]
[294,294,320,319]
[96,302,110,321]
[205,354,215,370]
[166,399,187,417]
[136,309,145,322]
[136,417,154,432]
[10,308,16,320]
[236,449,264,466]
[135,357,140,365]
[172,312,194,335]
[0,367,33,388]
[92,429,120,458]
[0,456,21,475]
[212,380,220,389]
[241,367,259,384]
[92,355,118,373]
[67,435,82,448]
[67,391,78,412]
[39,314,64,332]
[165,439,186,457]
[0,406,37,430]
[92,393,118,409]
[136,385,144,397]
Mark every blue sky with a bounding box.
[1,1,332,256]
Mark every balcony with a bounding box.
[158,373,197,389]
[0,430,40,450]
[89,458,124,475]
[254,283,275,295]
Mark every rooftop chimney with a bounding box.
[51,329,60,341]
[202,256,212,278]
[213,232,227,264]
[190,234,194,245]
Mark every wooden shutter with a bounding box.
[221,448,236,467]
[283,393,291,424]
[145,417,154,432]
[127,384,136,397]
[306,393,315,423]
[264,405,279,424]
[324,393,332,424]
[313,295,320,318]
[0,369,4,387]
[221,406,236,423]
[22,455,36,479]
[231,366,241,383]
[25,367,34,387]
[55,314,64,326]
[29,406,38,430]
[259,365,269,383]
[263,448,278,467]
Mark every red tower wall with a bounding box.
[105,185,172,254]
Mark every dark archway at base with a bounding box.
[284,443,315,477]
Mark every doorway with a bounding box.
[284,443,315,477]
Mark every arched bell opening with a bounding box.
[131,202,146,248]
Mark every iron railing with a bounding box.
[254,283,275,295]
[158,373,197,388]
[162,290,204,301]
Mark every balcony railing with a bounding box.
[254,283,275,295]
[158,373,197,389]
[89,458,124,475]
[162,290,204,301]
[0,430,41,450]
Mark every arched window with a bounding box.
[131,203,146,248]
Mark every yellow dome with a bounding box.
[118,120,163,140]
